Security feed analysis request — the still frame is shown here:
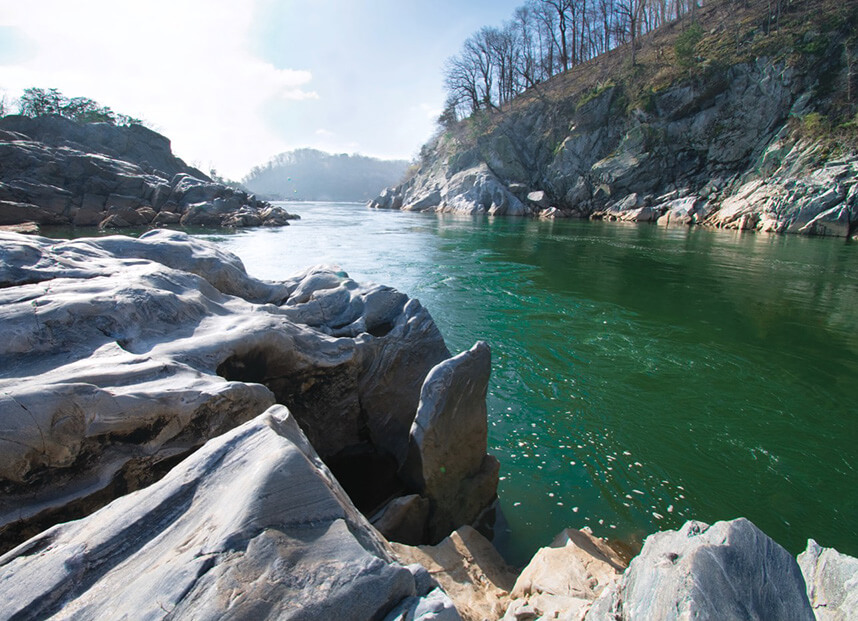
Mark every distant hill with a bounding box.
[243,149,409,202]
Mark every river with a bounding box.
[201,201,858,566]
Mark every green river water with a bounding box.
[201,201,857,566]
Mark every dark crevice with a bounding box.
[367,320,395,338]
[216,347,414,523]
[0,449,192,556]
[325,443,405,516]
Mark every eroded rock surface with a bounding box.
[798,538,858,621]
[587,518,815,621]
[0,405,457,620]
[0,230,498,553]
[502,528,626,621]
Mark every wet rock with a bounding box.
[798,539,858,621]
[0,405,446,620]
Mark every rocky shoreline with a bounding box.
[369,54,858,240]
[0,231,855,619]
[0,115,298,232]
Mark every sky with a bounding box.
[0,0,523,180]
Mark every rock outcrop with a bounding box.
[502,528,626,621]
[0,230,496,554]
[392,526,518,621]
[369,2,858,239]
[0,115,298,230]
[400,519,855,621]
[799,538,858,621]
[0,405,460,620]
[587,518,815,620]
[402,342,500,542]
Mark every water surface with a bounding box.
[206,202,858,565]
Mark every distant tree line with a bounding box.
[242,148,409,202]
[442,0,704,121]
[0,87,143,126]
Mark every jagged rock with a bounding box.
[586,518,815,621]
[392,526,517,621]
[502,528,625,621]
[0,405,456,620]
[152,210,181,225]
[656,196,700,226]
[0,115,290,229]
[798,539,858,621]
[371,49,858,237]
[0,230,465,552]
[799,205,853,237]
[403,342,499,541]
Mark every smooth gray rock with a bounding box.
[587,518,815,621]
[384,564,462,621]
[403,342,499,541]
[0,405,437,620]
[0,231,452,550]
[798,539,858,621]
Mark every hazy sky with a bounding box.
[0,0,522,179]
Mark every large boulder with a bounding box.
[587,518,815,620]
[502,528,626,621]
[798,539,858,621]
[0,230,464,552]
[0,405,458,620]
[392,526,518,621]
[403,342,499,541]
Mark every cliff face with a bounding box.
[0,115,297,230]
[371,0,858,238]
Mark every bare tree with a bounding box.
[616,0,648,65]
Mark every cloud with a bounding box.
[0,0,315,178]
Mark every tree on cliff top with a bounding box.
[17,87,143,126]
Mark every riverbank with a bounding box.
[370,0,858,240]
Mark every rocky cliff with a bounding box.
[371,0,858,238]
[0,115,297,230]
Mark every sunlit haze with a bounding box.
[0,0,522,179]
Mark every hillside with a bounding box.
[371,0,858,237]
[243,149,409,202]
[0,113,297,230]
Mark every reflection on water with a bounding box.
[63,202,858,566]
